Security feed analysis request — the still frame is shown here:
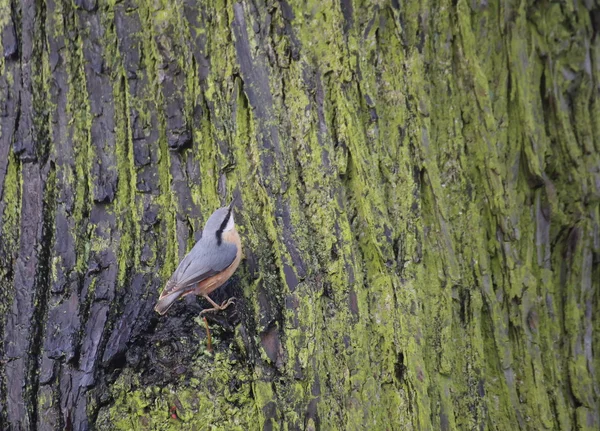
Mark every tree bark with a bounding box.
[0,0,599,429]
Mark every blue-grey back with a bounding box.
[168,233,237,291]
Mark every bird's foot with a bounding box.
[199,296,236,316]
[220,297,236,309]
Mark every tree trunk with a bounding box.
[0,0,599,429]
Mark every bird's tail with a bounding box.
[154,290,182,315]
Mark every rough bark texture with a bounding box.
[0,0,599,429]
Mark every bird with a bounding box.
[154,201,242,316]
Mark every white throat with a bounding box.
[224,213,235,231]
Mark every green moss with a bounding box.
[6,0,593,429]
[0,148,20,248]
[0,0,9,76]
[0,149,21,319]
[104,339,259,430]
[113,72,138,285]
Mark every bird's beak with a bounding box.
[228,194,239,210]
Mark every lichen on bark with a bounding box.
[0,0,599,430]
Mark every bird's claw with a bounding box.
[220,297,236,309]
[199,297,236,316]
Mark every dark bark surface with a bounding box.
[0,0,599,430]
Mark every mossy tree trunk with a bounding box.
[0,0,599,429]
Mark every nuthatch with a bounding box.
[154,201,242,315]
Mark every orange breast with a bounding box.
[194,229,242,296]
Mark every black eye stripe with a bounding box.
[215,206,233,245]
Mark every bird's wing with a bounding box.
[159,240,237,298]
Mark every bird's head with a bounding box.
[204,200,236,242]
